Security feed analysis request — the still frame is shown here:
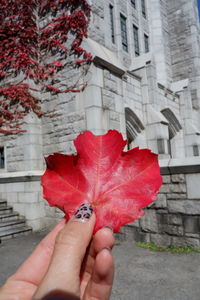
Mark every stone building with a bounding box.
[0,0,200,247]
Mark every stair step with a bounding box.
[0,219,26,232]
[0,200,7,208]
[0,199,33,241]
[0,212,20,222]
[0,226,32,241]
[0,206,13,215]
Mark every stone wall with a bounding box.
[0,171,65,231]
[1,160,200,250]
[0,114,43,172]
[122,164,200,249]
[0,173,45,231]
[167,0,200,110]
[89,0,150,67]
[42,94,85,157]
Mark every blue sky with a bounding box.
[198,0,200,19]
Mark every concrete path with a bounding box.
[0,232,200,300]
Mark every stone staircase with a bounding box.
[0,200,32,242]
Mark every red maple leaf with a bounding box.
[41,130,162,232]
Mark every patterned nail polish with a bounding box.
[73,203,93,222]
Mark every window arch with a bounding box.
[125,107,145,149]
[161,108,182,138]
[161,108,182,155]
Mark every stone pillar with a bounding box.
[21,113,43,171]
[78,65,109,135]
[6,112,43,172]
[144,104,169,157]
[167,0,200,109]
[149,0,172,86]
[179,86,200,157]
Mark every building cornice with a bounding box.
[1,157,200,183]
[160,157,200,175]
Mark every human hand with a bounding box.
[0,204,115,300]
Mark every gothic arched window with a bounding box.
[161,108,182,156]
[125,107,145,149]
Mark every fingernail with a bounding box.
[104,226,114,233]
[102,246,112,252]
[73,203,93,222]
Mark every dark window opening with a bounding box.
[167,138,172,156]
[141,0,146,18]
[133,25,140,56]
[144,34,149,53]
[109,4,115,44]
[131,0,136,9]
[120,14,128,52]
[193,145,199,156]
[125,107,145,150]
[157,139,165,154]
[0,147,5,169]
[161,109,182,158]
[127,136,133,150]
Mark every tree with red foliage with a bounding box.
[0,0,92,134]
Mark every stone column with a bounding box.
[21,113,43,171]
[77,64,108,135]
[149,0,172,86]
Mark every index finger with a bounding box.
[9,219,66,286]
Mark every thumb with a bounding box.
[33,204,95,299]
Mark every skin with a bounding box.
[0,213,115,300]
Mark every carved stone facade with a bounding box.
[0,0,200,246]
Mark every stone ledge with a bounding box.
[0,171,43,183]
[94,58,125,77]
[84,38,125,76]
[160,157,200,175]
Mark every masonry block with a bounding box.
[163,224,184,236]
[183,216,200,233]
[168,200,200,215]
[171,174,185,183]
[167,193,187,200]
[150,233,171,248]
[186,174,200,199]
[162,175,171,184]
[153,194,167,208]
[171,236,200,249]
[167,214,183,226]
[140,210,159,233]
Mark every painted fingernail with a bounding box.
[103,226,114,233]
[73,203,93,222]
